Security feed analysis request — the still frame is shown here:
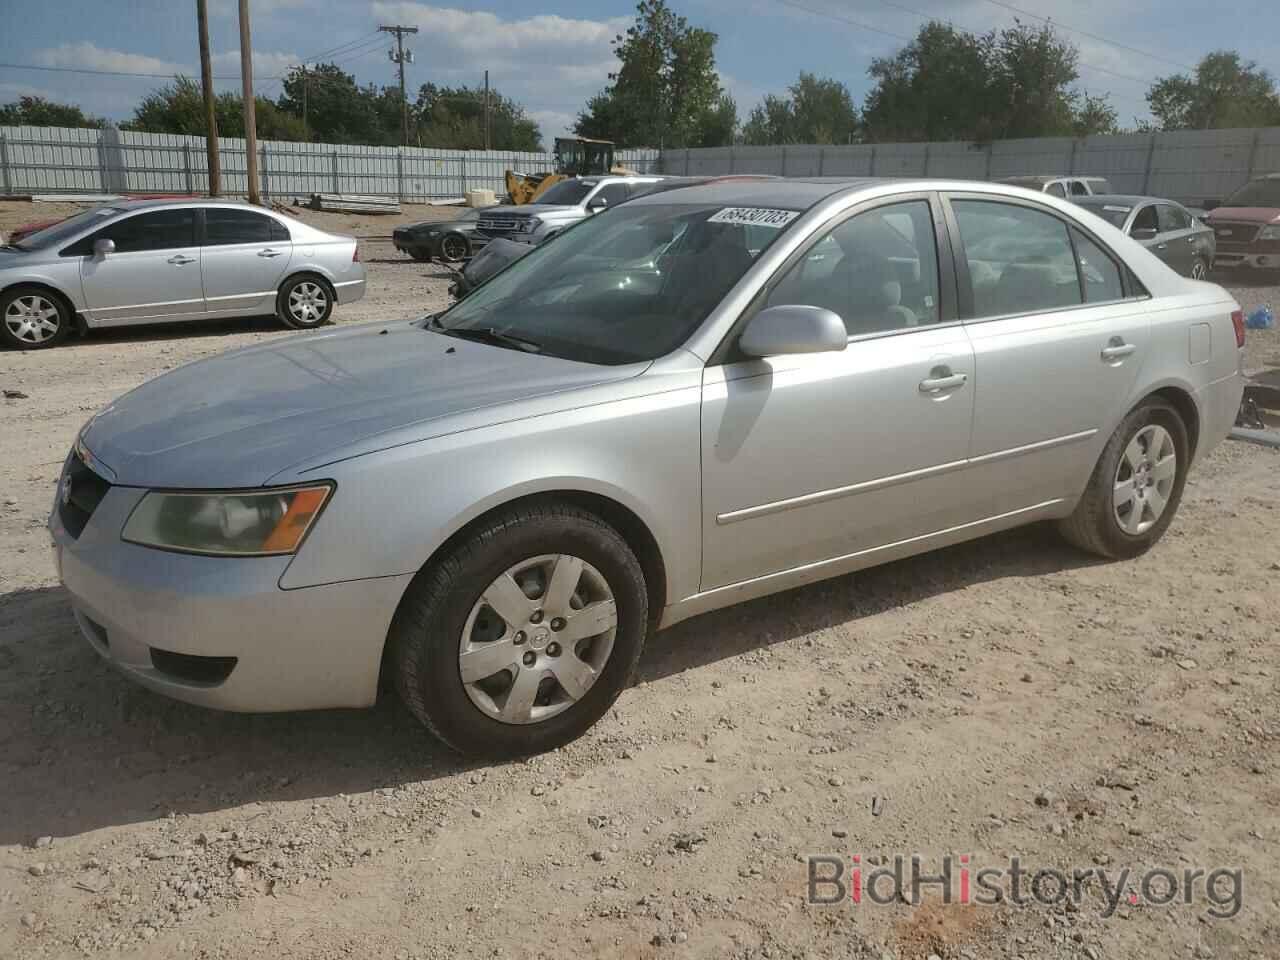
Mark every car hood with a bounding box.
[484,204,579,219]
[80,321,643,488]
[1206,206,1280,224]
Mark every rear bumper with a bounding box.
[334,277,366,304]
[49,483,410,712]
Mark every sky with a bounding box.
[1,0,1278,145]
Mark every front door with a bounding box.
[700,196,976,590]
[946,194,1148,514]
[199,207,293,316]
[1155,203,1197,276]
[77,208,204,324]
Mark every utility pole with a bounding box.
[300,64,309,142]
[196,0,220,195]
[238,0,259,204]
[380,24,418,146]
[484,70,490,150]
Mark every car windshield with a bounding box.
[431,202,800,365]
[1076,201,1131,228]
[13,206,121,250]
[1223,179,1280,206]
[534,179,595,205]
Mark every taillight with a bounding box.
[352,244,360,262]
[1231,309,1245,348]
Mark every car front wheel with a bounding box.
[389,501,649,758]
[1058,398,1188,559]
[1189,257,1209,280]
[438,233,469,263]
[1,286,71,350]
[276,275,334,329]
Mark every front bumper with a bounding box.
[1213,252,1280,270]
[49,480,411,713]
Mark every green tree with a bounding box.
[0,95,104,128]
[743,73,857,145]
[278,63,385,144]
[415,84,543,151]
[1147,51,1280,130]
[124,76,306,140]
[575,0,733,148]
[862,21,1116,142]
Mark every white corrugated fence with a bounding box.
[0,125,661,201]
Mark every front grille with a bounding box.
[1212,222,1261,249]
[58,449,111,539]
[477,216,528,233]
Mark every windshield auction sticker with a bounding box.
[707,207,800,228]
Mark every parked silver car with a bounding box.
[50,179,1244,758]
[1073,195,1216,279]
[1,199,366,349]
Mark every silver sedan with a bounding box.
[1,199,366,349]
[49,178,1244,758]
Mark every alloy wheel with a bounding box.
[1190,260,1207,280]
[4,294,60,344]
[1113,424,1176,535]
[287,282,328,324]
[458,554,618,725]
[441,235,468,262]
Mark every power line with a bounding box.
[978,0,1194,72]
[0,61,239,81]
[772,0,912,42]
[292,30,382,67]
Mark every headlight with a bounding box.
[1259,225,1280,241]
[122,484,333,556]
[522,218,541,233]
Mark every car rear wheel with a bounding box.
[1057,398,1188,559]
[1189,258,1209,280]
[389,501,648,758]
[276,275,334,329]
[438,233,469,263]
[1,286,71,350]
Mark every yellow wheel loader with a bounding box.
[504,137,639,205]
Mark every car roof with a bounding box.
[1075,194,1176,206]
[627,176,882,210]
[107,197,270,212]
[999,175,1108,184]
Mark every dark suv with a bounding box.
[1206,173,1280,275]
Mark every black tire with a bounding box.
[276,274,335,330]
[1190,257,1210,281]
[389,501,649,759]
[436,233,469,264]
[1057,398,1189,559]
[408,248,432,263]
[1,285,72,350]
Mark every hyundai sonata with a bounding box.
[50,178,1244,758]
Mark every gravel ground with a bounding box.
[1,200,1278,960]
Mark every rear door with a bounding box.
[1155,203,1197,276]
[944,193,1149,514]
[75,208,204,324]
[199,207,294,316]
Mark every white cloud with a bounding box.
[34,42,187,77]
[368,2,628,143]
[212,49,304,81]
[210,0,315,16]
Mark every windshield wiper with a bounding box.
[430,320,542,353]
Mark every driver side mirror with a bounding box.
[588,196,608,212]
[739,305,847,357]
[1130,227,1157,242]
[93,238,115,258]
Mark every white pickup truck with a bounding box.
[476,175,665,245]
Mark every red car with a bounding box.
[1206,173,1280,275]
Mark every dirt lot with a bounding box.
[1,200,1278,960]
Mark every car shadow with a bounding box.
[0,522,1095,845]
[54,314,287,348]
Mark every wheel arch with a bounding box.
[1137,383,1201,462]
[1,279,83,330]
[375,486,670,694]
[279,268,337,297]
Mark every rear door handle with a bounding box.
[1156,243,1168,250]
[257,248,284,258]
[1101,342,1136,361]
[919,372,968,393]
[167,255,196,265]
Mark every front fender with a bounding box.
[278,378,705,608]
[1,268,86,312]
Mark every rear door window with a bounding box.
[1046,182,1068,198]
[204,208,279,245]
[1157,204,1190,232]
[952,199,1082,318]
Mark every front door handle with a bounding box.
[919,372,968,393]
[1101,341,1136,361]
[167,255,196,265]
[257,248,284,258]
